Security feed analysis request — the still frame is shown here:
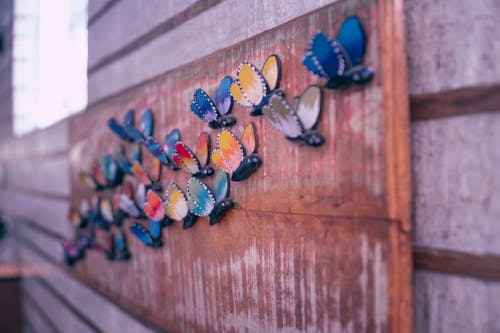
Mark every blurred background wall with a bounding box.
[0,0,498,332]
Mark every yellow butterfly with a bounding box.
[229,54,282,116]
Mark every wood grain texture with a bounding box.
[71,1,412,331]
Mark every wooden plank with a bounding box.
[0,191,70,238]
[88,0,203,69]
[410,83,500,121]
[3,155,70,196]
[411,111,500,255]
[23,278,97,333]
[73,1,412,332]
[88,0,121,26]
[414,246,500,281]
[19,242,163,333]
[17,222,63,263]
[22,293,60,333]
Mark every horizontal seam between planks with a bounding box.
[87,0,224,75]
[413,245,500,281]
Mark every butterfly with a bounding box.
[62,224,95,266]
[187,170,233,225]
[173,132,214,179]
[118,182,146,219]
[80,153,124,191]
[107,109,135,142]
[211,122,261,181]
[129,190,167,247]
[163,182,198,229]
[122,109,154,143]
[143,129,180,170]
[112,228,131,260]
[262,85,324,147]
[68,205,87,229]
[302,16,373,89]
[229,54,282,116]
[131,157,163,192]
[191,76,236,129]
[114,144,142,175]
[87,196,111,230]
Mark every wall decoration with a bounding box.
[172,132,214,179]
[164,183,198,229]
[302,16,373,89]
[129,191,168,248]
[122,109,154,143]
[229,55,282,115]
[114,144,141,175]
[79,153,124,191]
[190,76,236,128]
[262,85,324,147]
[186,170,233,225]
[211,122,261,181]
[118,182,146,219]
[131,158,163,192]
[69,0,412,330]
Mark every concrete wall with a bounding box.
[0,0,498,332]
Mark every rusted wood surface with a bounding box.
[69,0,412,331]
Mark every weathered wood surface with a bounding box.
[71,0,412,332]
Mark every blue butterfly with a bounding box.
[114,144,141,175]
[122,109,153,143]
[107,109,139,142]
[187,170,233,225]
[142,128,180,170]
[190,76,236,128]
[302,16,373,89]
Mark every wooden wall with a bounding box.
[0,0,497,332]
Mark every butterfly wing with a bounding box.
[148,220,162,240]
[135,183,146,208]
[173,142,201,175]
[191,89,218,123]
[91,159,107,185]
[262,94,303,139]
[129,222,154,246]
[164,129,180,161]
[212,76,233,116]
[187,177,215,216]
[308,32,345,78]
[164,183,188,221]
[336,16,366,67]
[295,85,322,131]
[213,170,229,204]
[235,62,267,106]
[195,132,210,166]
[130,144,142,163]
[140,109,154,137]
[217,129,244,172]
[119,194,141,217]
[101,153,118,184]
[241,122,257,154]
[261,54,281,91]
[100,199,114,224]
[143,136,169,165]
[148,158,161,183]
[115,145,132,174]
[131,161,152,185]
[143,190,165,222]
[107,118,130,141]
[80,172,99,190]
[302,50,329,78]
[229,81,253,108]
[124,109,135,126]
[211,149,232,173]
[124,122,146,143]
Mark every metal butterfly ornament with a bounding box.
[302,16,373,89]
[211,122,261,181]
[230,55,282,116]
[173,132,214,179]
[164,182,198,229]
[187,170,233,225]
[263,85,324,147]
[190,76,236,128]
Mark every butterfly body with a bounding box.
[230,55,281,116]
[263,85,325,147]
[302,16,373,89]
[187,170,233,225]
[190,76,236,128]
[211,122,261,181]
